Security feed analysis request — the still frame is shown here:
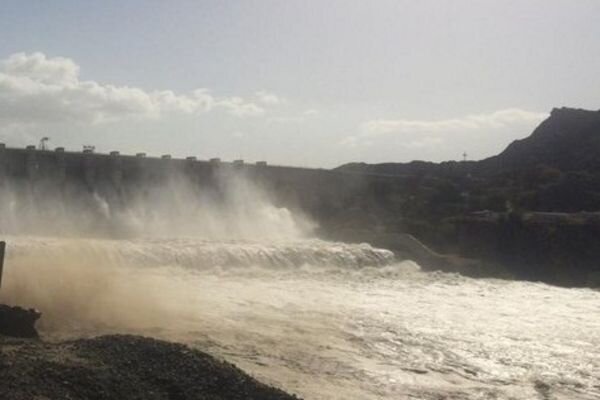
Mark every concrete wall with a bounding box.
[0,145,403,220]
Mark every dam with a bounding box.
[0,143,399,214]
[0,144,455,269]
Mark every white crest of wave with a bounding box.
[5,236,396,270]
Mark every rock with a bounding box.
[0,304,41,338]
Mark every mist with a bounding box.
[0,170,322,336]
[0,169,315,240]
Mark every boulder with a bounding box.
[0,304,41,338]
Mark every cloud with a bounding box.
[342,109,548,149]
[0,52,266,127]
[218,96,265,117]
[255,90,282,105]
[3,52,80,85]
[361,109,548,137]
[338,108,552,162]
[402,136,444,149]
[266,108,319,125]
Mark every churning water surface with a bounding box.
[3,235,599,400]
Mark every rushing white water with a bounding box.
[2,235,599,400]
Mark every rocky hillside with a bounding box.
[480,107,600,173]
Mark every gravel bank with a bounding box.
[0,334,300,400]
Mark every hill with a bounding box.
[329,107,600,287]
[481,107,600,173]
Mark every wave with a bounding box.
[5,236,397,270]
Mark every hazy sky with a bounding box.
[1,0,599,167]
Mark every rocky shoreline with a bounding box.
[0,334,300,400]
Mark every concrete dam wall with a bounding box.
[0,145,397,203]
[0,145,404,239]
[0,145,459,272]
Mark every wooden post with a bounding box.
[0,241,5,289]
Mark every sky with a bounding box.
[0,0,599,168]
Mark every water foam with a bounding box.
[1,235,599,400]
[5,236,396,270]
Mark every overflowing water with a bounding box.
[2,235,599,400]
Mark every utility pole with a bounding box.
[38,137,50,151]
[0,241,5,290]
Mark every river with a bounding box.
[2,235,599,400]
